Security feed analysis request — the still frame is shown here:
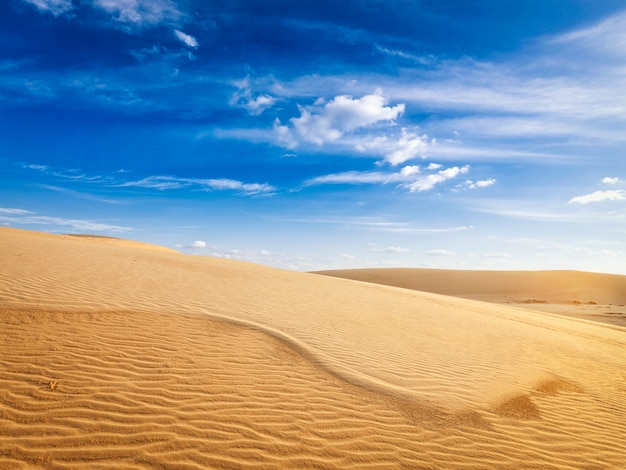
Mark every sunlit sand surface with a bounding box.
[2,227,625,468]
[315,267,626,328]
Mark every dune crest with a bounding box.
[2,227,626,468]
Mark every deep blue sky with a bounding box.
[1,0,625,273]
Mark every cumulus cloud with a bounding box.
[568,189,625,204]
[465,178,496,189]
[174,29,198,48]
[23,0,73,16]
[601,176,620,185]
[405,165,469,192]
[384,128,429,165]
[189,240,206,248]
[231,76,276,116]
[275,90,404,147]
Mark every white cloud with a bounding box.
[0,209,131,233]
[427,163,442,170]
[355,127,429,165]
[0,207,34,215]
[119,175,275,195]
[305,163,469,193]
[201,178,275,195]
[23,0,73,16]
[568,190,626,204]
[383,128,428,165]
[276,90,404,147]
[174,29,198,48]
[304,165,419,186]
[601,176,620,185]
[189,240,206,249]
[231,76,276,116]
[24,164,49,171]
[369,245,411,253]
[425,249,455,256]
[120,175,189,190]
[465,178,496,189]
[90,0,182,27]
[405,165,469,192]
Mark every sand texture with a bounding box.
[2,228,626,469]
[314,268,626,327]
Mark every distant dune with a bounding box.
[2,227,625,468]
[314,267,626,327]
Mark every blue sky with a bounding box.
[1,0,625,273]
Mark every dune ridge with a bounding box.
[2,227,626,468]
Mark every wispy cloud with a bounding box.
[120,175,276,195]
[22,164,276,196]
[23,0,73,16]
[304,164,470,193]
[569,190,625,205]
[90,0,183,28]
[425,249,455,256]
[404,165,469,192]
[304,165,419,187]
[0,208,132,232]
[368,244,410,253]
[0,207,34,215]
[230,75,276,116]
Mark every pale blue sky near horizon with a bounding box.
[1,0,625,273]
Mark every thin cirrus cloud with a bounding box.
[304,164,494,195]
[90,0,183,28]
[25,0,184,27]
[0,207,131,232]
[119,175,276,196]
[22,165,276,196]
[23,0,73,16]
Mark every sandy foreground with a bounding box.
[1,228,625,469]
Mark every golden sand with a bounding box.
[1,227,625,468]
[314,268,626,327]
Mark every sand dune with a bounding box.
[314,268,626,327]
[2,227,625,468]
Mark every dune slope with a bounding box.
[1,227,625,468]
[314,268,626,327]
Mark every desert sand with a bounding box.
[1,227,625,469]
[314,268,626,328]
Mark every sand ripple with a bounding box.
[1,227,626,468]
